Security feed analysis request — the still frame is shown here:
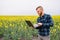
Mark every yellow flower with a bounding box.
[53,29,56,33]
[58,26,60,29]
[5,25,8,28]
[24,26,27,30]
[10,24,14,27]
[50,30,53,33]
[0,22,2,27]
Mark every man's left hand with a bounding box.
[38,23,43,26]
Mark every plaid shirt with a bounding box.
[37,14,54,36]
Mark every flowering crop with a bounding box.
[0,16,60,40]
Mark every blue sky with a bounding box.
[0,0,60,15]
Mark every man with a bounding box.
[34,6,54,40]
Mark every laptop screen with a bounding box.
[25,20,34,27]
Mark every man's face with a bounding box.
[36,8,43,16]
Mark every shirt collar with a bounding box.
[40,13,45,18]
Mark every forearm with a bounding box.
[42,22,54,27]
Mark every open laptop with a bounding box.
[25,20,34,27]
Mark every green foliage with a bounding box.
[0,16,60,40]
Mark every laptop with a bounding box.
[25,20,34,27]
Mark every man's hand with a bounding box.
[33,23,43,28]
[38,23,43,26]
[33,24,39,28]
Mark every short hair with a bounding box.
[36,6,43,10]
